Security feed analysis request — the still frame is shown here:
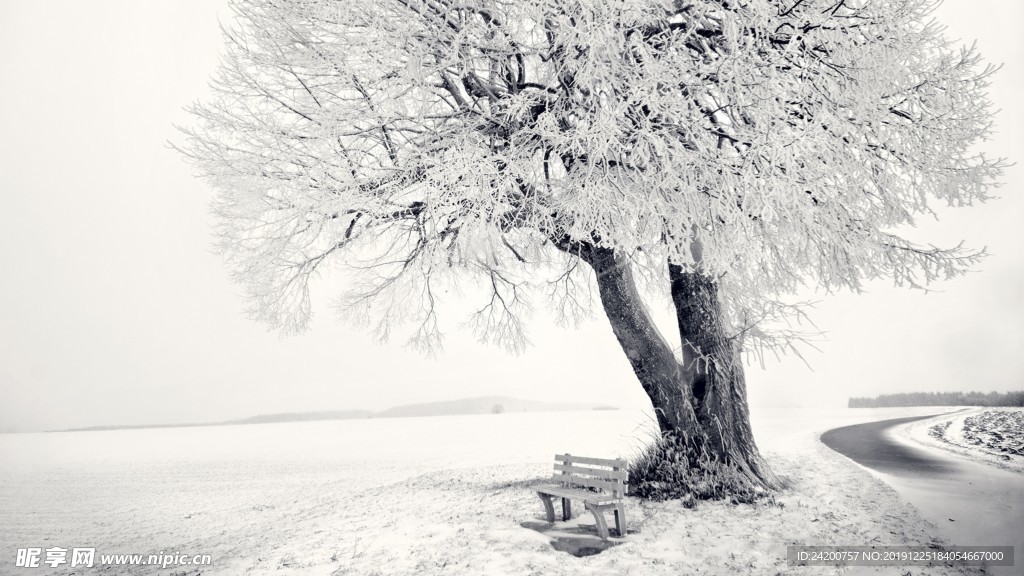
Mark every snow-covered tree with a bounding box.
[181,0,1003,496]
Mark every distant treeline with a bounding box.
[849,391,1024,408]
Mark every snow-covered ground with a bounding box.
[0,407,996,575]
[898,407,1024,474]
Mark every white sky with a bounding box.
[1,1,1021,432]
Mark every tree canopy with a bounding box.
[181,0,1003,355]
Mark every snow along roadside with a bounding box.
[895,407,1024,475]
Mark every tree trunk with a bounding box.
[586,246,780,493]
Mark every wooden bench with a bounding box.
[535,454,627,540]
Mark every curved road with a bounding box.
[820,414,955,475]
[821,413,1023,576]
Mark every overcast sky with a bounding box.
[1,1,1021,432]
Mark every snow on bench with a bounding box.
[535,454,627,540]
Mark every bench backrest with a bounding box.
[552,454,628,498]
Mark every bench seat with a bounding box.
[534,485,621,504]
[534,454,627,540]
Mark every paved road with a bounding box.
[820,414,955,475]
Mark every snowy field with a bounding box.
[0,406,998,575]
[900,407,1024,475]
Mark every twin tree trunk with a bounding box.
[583,246,780,492]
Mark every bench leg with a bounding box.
[561,497,572,521]
[614,503,626,537]
[537,493,555,522]
[584,502,610,540]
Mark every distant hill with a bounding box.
[375,395,614,418]
[61,422,209,433]
[50,396,616,432]
[229,410,373,424]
